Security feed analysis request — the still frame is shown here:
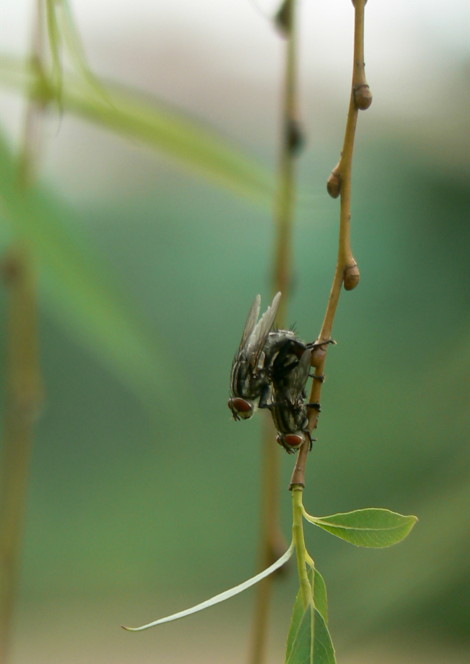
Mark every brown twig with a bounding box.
[249,418,286,664]
[271,0,302,322]
[289,0,371,490]
[249,2,302,663]
[0,250,43,664]
[0,3,46,661]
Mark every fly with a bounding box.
[228,292,281,420]
[268,335,333,452]
[229,293,330,453]
[269,345,316,453]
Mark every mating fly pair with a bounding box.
[228,292,320,454]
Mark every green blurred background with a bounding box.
[1,1,469,663]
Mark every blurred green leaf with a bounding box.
[46,0,111,105]
[0,131,185,412]
[304,508,417,548]
[285,569,336,664]
[0,56,274,207]
[45,0,63,96]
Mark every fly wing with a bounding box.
[282,348,311,403]
[246,292,281,368]
[237,294,261,353]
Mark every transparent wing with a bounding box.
[246,291,281,368]
[237,294,261,352]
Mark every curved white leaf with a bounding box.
[123,543,293,632]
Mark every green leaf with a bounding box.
[64,81,273,206]
[123,543,293,631]
[0,57,273,207]
[53,0,112,105]
[0,131,185,413]
[285,606,335,664]
[285,569,336,664]
[312,610,336,664]
[285,597,314,664]
[312,568,328,624]
[304,508,418,548]
[45,0,63,96]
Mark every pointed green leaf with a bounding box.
[0,57,273,207]
[312,610,336,664]
[123,543,293,631]
[63,80,273,206]
[285,567,335,663]
[304,508,417,548]
[285,605,335,664]
[285,597,314,664]
[312,568,328,624]
[0,132,185,412]
[45,0,63,96]
[54,0,112,105]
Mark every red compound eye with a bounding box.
[228,398,253,420]
[283,434,304,448]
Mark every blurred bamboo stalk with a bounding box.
[0,248,42,664]
[0,4,45,662]
[249,2,301,662]
[249,418,285,664]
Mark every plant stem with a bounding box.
[249,2,301,663]
[18,0,46,187]
[272,0,300,323]
[289,0,371,490]
[0,4,45,660]
[0,249,42,664]
[249,419,285,664]
[291,487,313,608]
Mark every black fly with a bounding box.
[229,293,330,453]
[269,338,316,453]
[267,333,332,453]
[228,292,281,420]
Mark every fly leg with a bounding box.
[258,384,272,410]
[306,402,321,412]
[305,431,315,451]
[307,338,336,350]
[309,372,324,382]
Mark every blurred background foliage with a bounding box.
[0,1,469,663]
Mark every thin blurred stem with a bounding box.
[0,250,42,664]
[0,3,45,661]
[249,419,284,664]
[272,1,300,323]
[250,2,300,663]
[18,0,46,187]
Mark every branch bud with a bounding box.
[1,254,22,284]
[285,117,305,155]
[353,83,373,110]
[311,338,335,368]
[343,262,360,290]
[274,0,292,37]
[326,168,341,198]
[311,345,327,368]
